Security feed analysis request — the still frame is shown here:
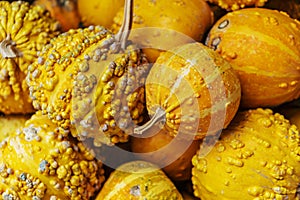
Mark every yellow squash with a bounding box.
[0,1,60,114]
[96,160,183,199]
[205,8,300,108]
[111,0,214,62]
[192,108,300,199]
[26,0,150,146]
[0,111,105,199]
[134,42,241,140]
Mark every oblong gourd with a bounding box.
[205,8,300,108]
[134,42,241,140]
[0,1,60,114]
[95,160,183,200]
[26,0,150,146]
[192,108,300,200]
[0,111,105,199]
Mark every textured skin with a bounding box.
[144,42,241,139]
[96,161,183,200]
[0,111,105,200]
[192,108,300,200]
[205,0,268,10]
[26,25,150,146]
[0,1,60,114]
[0,114,30,141]
[205,8,300,108]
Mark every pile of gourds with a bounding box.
[0,0,299,199]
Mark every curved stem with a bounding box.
[0,34,21,58]
[134,107,166,135]
[115,0,133,49]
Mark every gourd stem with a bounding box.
[0,34,21,58]
[115,0,133,49]
[134,107,166,135]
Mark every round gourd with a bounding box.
[95,160,183,200]
[34,0,81,31]
[78,0,125,28]
[0,114,30,141]
[192,108,300,199]
[111,0,214,62]
[0,1,60,114]
[0,111,105,199]
[26,0,150,146]
[131,127,201,181]
[134,42,241,140]
[205,0,268,10]
[205,8,300,108]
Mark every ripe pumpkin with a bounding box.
[134,42,241,140]
[78,0,125,28]
[192,108,300,199]
[111,0,214,62]
[205,0,268,10]
[0,1,60,114]
[26,0,150,146]
[205,8,300,108]
[0,114,30,141]
[95,160,183,199]
[0,111,105,199]
[131,127,201,181]
[34,0,81,31]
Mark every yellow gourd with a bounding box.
[0,111,105,199]
[0,1,60,114]
[205,8,300,108]
[96,160,183,199]
[0,114,30,141]
[205,0,268,10]
[192,108,300,199]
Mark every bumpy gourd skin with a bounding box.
[26,25,149,146]
[96,160,183,200]
[206,0,268,10]
[0,1,60,114]
[192,108,300,200]
[205,8,300,108]
[0,111,105,200]
[0,114,30,141]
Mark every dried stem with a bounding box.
[0,34,22,58]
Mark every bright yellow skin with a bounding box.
[0,111,105,200]
[0,114,30,141]
[192,108,300,200]
[111,0,214,62]
[206,0,268,10]
[143,42,241,139]
[0,1,60,114]
[206,8,300,108]
[26,25,149,146]
[96,160,183,200]
[78,0,124,28]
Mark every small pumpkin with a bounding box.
[134,42,241,140]
[95,160,183,200]
[0,1,60,114]
[205,8,300,108]
[131,127,201,181]
[34,0,81,31]
[111,0,214,62]
[78,0,125,28]
[205,0,268,10]
[0,114,30,141]
[0,111,105,199]
[26,0,150,146]
[192,108,300,199]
